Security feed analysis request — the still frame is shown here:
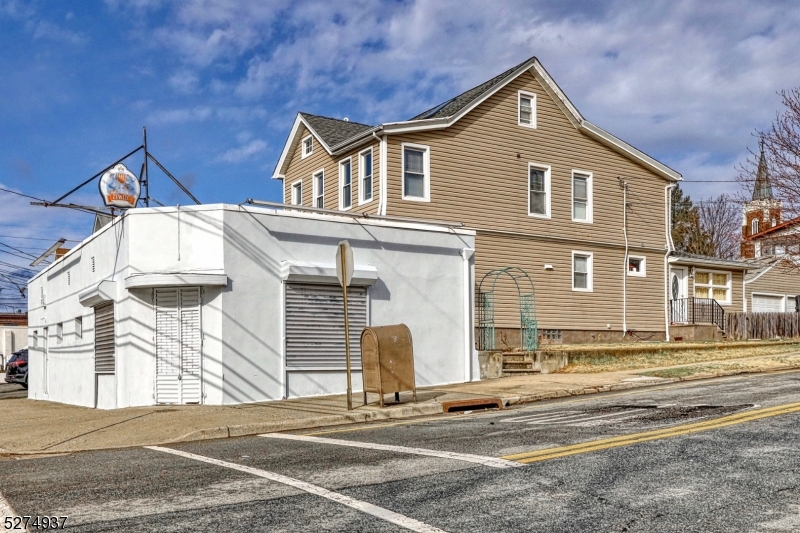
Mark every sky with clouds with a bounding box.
[1,0,800,308]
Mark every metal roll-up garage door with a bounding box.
[155,287,202,404]
[752,294,784,313]
[285,283,367,369]
[94,302,115,373]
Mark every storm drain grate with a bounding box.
[441,398,504,413]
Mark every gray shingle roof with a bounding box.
[300,112,374,148]
[409,57,532,121]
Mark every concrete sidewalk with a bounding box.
[2,351,800,456]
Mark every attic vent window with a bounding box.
[518,90,536,128]
[302,135,313,158]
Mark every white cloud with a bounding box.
[216,139,267,163]
[146,106,213,125]
[167,70,201,94]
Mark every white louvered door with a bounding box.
[94,302,115,373]
[155,287,202,404]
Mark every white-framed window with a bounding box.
[291,179,303,206]
[751,218,759,235]
[402,143,430,201]
[339,157,353,210]
[572,170,593,222]
[627,255,646,277]
[359,148,374,204]
[312,169,324,209]
[572,251,593,292]
[518,90,536,128]
[56,322,63,344]
[301,135,313,158]
[528,163,551,218]
[75,316,83,340]
[694,270,731,304]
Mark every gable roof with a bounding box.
[410,60,526,120]
[272,56,682,182]
[669,250,750,271]
[744,255,800,282]
[300,112,374,148]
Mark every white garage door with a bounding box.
[752,294,784,313]
[155,287,202,404]
[285,283,367,369]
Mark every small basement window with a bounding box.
[628,255,646,277]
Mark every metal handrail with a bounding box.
[670,297,725,331]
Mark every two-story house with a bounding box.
[273,56,686,344]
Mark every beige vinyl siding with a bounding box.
[282,125,380,214]
[745,261,800,311]
[384,72,670,250]
[475,232,666,332]
[688,270,744,311]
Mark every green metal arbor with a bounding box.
[477,267,538,352]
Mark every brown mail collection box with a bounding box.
[360,324,417,407]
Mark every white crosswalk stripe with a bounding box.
[502,409,649,426]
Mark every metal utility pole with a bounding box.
[143,126,150,207]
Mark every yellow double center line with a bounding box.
[502,401,800,464]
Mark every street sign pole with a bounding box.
[336,241,355,411]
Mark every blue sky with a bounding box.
[2,0,800,309]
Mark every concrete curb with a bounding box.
[4,364,800,456]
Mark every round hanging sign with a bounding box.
[99,163,141,208]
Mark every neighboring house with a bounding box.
[0,312,27,370]
[666,252,749,337]
[27,205,474,408]
[743,257,800,312]
[741,142,800,259]
[273,56,683,343]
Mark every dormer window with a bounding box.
[518,91,536,128]
[301,135,313,158]
[751,218,759,235]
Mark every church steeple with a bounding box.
[752,138,774,201]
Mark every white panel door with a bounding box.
[155,287,202,404]
[752,294,784,313]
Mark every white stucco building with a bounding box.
[27,204,476,408]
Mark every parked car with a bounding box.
[4,349,27,389]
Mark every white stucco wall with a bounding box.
[28,204,475,408]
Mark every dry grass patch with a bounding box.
[557,343,800,374]
[640,353,800,379]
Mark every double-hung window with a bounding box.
[518,91,536,128]
[339,158,352,210]
[313,170,324,209]
[402,144,429,201]
[291,180,302,206]
[694,271,731,304]
[627,255,646,277]
[360,149,373,203]
[572,252,593,291]
[301,135,313,158]
[528,164,550,217]
[572,171,592,222]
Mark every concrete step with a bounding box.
[501,369,541,377]
[502,355,529,363]
[503,362,534,370]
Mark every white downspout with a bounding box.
[621,180,628,337]
[664,183,677,341]
[380,135,388,216]
[461,248,475,382]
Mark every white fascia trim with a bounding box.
[527,162,551,219]
[668,255,750,271]
[580,122,682,181]
[401,142,431,202]
[272,114,335,180]
[743,260,779,285]
[358,147,375,206]
[280,261,377,286]
[571,169,593,223]
[125,272,227,289]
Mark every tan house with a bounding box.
[273,56,694,344]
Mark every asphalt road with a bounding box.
[3,371,800,532]
[0,380,26,401]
